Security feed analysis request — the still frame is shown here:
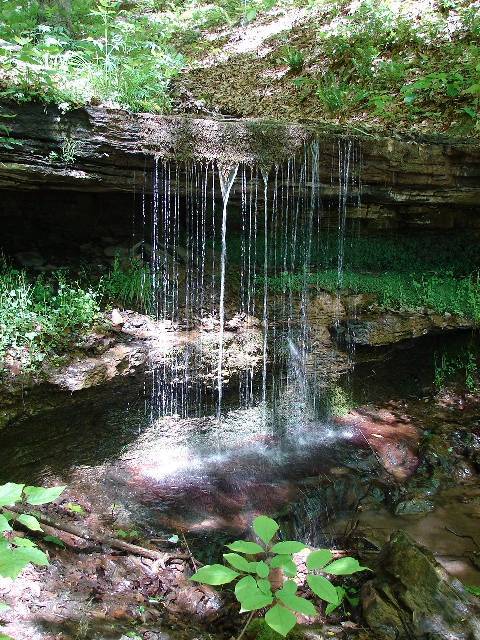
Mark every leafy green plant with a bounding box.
[0,482,66,639]
[465,585,480,597]
[0,263,100,375]
[434,349,479,392]
[101,254,153,313]
[0,486,64,589]
[65,502,85,514]
[0,112,22,150]
[190,515,368,638]
[115,528,140,540]
[315,76,350,113]
[279,47,304,73]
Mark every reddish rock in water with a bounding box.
[335,407,420,481]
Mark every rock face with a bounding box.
[336,312,472,347]
[0,311,263,428]
[1,103,480,230]
[362,530,480,640]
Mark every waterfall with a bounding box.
[261,168,269,414]
[144,139,360,431]
[217,163,239,419]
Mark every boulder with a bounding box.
[362,530,480,639]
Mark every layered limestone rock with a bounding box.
[1,103,480,230]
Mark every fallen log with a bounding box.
[8,506,190,563]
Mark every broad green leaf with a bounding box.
[223,553,255,573]
[13,537,36,548]
[0,634,15,640]
[168,534,179,544]
[253,516,279,545]
[24,485,66,506]
[0,548,31,579]
[0,515,12,533]
[307,574,339,604]
[271,541,306,555]
[270,554,297,577]
[15,546,49,566]
[323,557,368,575]
[43,535,66,548]
[256,561,269,578]
[17,514,43,532]
[0,601,9,612]
[256,578,272,595]
[276,591,316,617]
[0,483,24,507]
[306,549,333,570]
[190,564,239,585]
[282,579,297,595]
[66,502,85,514]
[326,586,346,615]
[239,590,273,612]
[265,604,297,637]
[235,575,257,602]
[226,540,264,555]
[325,600,341,615]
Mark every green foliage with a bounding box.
[0,110,21,149]
[257,232,480,324]
[101,255,153,313]
[0,482,65,580]
[115,528,141,540]
[0,256,155,376]
[264,269,480,323]
[279,47,304,73]
[465,585,480,597]
[65,502,86,514]
[0,0,184,112]
[190,515,367,637]
[49,137,79,165]
[301,0,480,130]
[0,263,100,375]
[434,349,479,392]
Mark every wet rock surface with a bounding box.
[0,310,264,429]
[362,530,480,640]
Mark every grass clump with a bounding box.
[434,348,479,392]
[0,263,100,375]
[101,255,153,313]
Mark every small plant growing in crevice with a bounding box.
[190,515,368,638]
[0,112,21,150]
[48,137,79,165]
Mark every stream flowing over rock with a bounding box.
[362,531,480,640]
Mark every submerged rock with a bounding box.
[394,498,435,515]
[362,530,480,639]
